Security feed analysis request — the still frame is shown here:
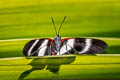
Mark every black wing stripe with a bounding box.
[23,40,36,56]
[37,39,49,56]
[74,38,107,54]
[28,39,39,56]
[92,39,107,49]
[31,39,45,54]
[86,39,107,54]
[78,39,92,54]
[74,38,86,52]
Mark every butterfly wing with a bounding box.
[23,38,107,56]
[61,38,107,54]
[23,38,53,56]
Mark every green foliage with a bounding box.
[0,56,120,79]
[0,0,120,39]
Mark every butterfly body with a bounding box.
[52,35,62,55]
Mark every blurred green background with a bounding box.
[0,0,120,39]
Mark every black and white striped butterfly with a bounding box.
[23,16,107,56]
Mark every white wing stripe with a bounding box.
[38,40,48,56]
[58,39,75,55]
[79,39,91,54]
[28,39,39,56]
[67,39,75,48]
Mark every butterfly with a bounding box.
[23,16,107,56]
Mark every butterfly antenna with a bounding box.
[58,16,66,35]
[52,17,57,35]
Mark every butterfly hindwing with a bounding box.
[61,38,107,54]
[23,38,53,56]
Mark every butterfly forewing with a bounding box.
[23,38,53,56]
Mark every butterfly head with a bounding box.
[51,16,66,54]
[54,35,61,41]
